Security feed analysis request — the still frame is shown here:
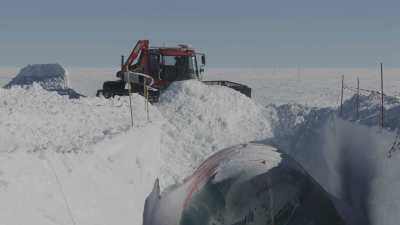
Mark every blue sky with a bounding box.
[0,0,399,68]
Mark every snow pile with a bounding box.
[265,93,400,224]
[318,119,400,225]
[0,84,163,153]
[280,117,400,224]
[265,103,313,139]
[157,80,272,185]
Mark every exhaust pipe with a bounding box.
[121,55,125,70]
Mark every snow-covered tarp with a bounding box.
[144,143,345,225]
[4,64,83,98]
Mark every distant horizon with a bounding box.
[1,66,400,78]
[1,64,400,70]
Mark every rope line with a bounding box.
[45,157,77,225]
[343,84,385,96]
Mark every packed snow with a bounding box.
[0,124,162,225]
[157,81,272,185]
[0,84,162,154]
[0,68,273,225]
[266,92,400,224]
[1,65,400,225]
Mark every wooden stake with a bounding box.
[340,75,344,117]
[127,73,134,128]
[380,63,384,128]
[356,77,359,120]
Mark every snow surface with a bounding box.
[0,124,161,225]
[5,67,400,107]
[2,66,400,225]
[267,93,400,224]
[157,81,272,185]
[207,67,400,107]
[0,84,162,154]
[0,77,272,225]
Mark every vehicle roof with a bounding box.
[149,47,196,56]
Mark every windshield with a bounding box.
[160,55,196,81]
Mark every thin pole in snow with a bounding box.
[143,78,150,122]
[381,63,384,127]
[340,75,344,117]
[356,77,360,120]
[128,73,134,128]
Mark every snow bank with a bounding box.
[157,80,272,185]
[0,124,161,225]
[0,84,163,153]
[0,85,165,225]
[266,93,400,225]
[0,79,275,225]
[319,118,400,225]
[281,118,400,225]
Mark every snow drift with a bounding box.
[157,80,272,186]
[0,85,164,225]
[267,93,400,225]
[0,124,161,225]
[0,79,273,225]
[0,84,162,154]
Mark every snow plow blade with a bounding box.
[203,80,251,98]
[96,80,251,101]
[143,143,345,225]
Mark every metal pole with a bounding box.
[340,75,344,117]
[380,63,384,128]
[146,86,150,122]
[356,77,359,120]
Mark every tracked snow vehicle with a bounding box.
[96,40,251,101]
